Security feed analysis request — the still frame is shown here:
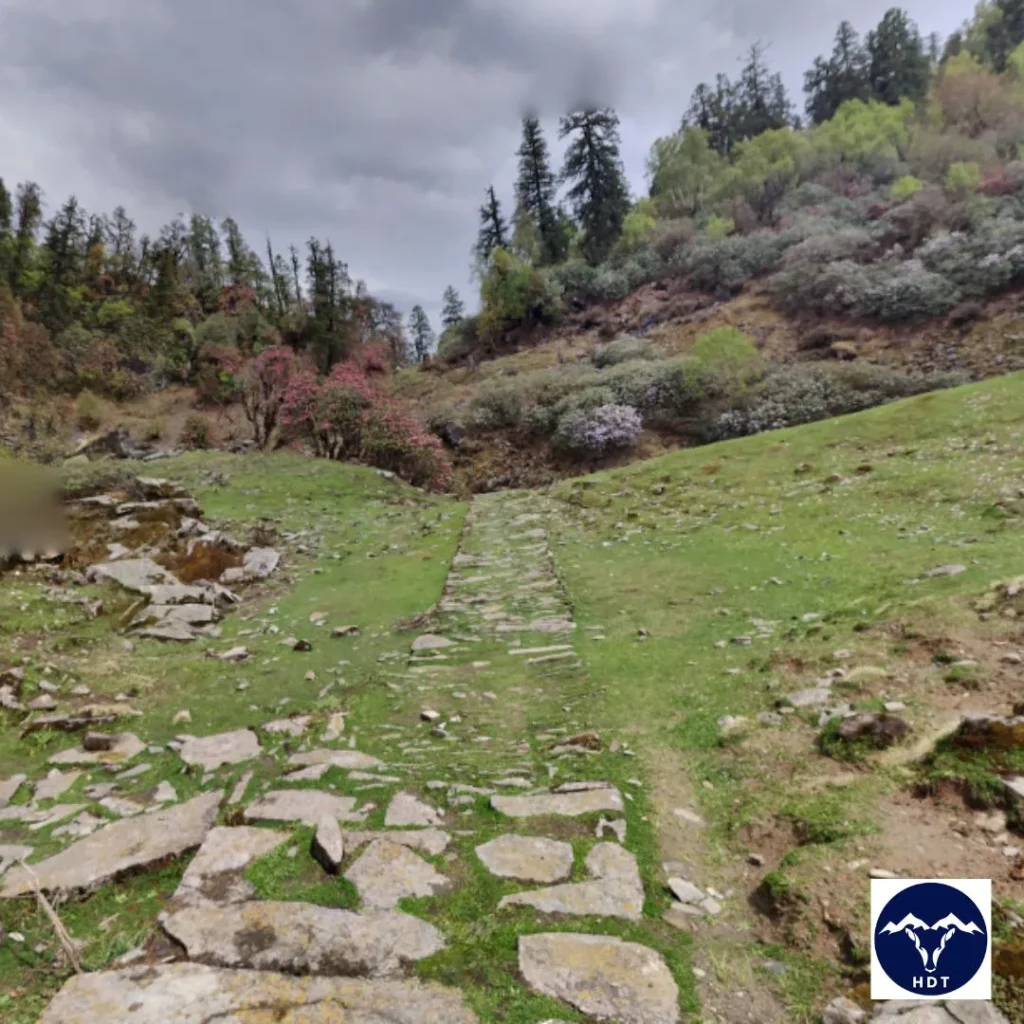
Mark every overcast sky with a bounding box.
[0,0,965,327]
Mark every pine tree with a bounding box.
[684,76,740,156]
[409,305,435,362]
[0,178,13,282]
[185,214,225,313]
[440,286,465,330]
[804,21,872,124]
[867,8,931,105]
[10,182,43,296]
[104,206,137,288]
[733,44,794,140]
[559,108,631,265]
[39,195,88,329]
[372,300,409,366]
[475,186,508,265]
[222,217,264,292]
[514,117,565,264]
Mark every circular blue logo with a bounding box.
[875,883,988,996]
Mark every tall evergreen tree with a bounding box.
[39,195,88,329]
[733,44,794,140]
[559,108,631,265]
[866,8,932,105]
[804,21,872,123]
[104,206,137,288]
[983,0,1024,70]
[222,217,264,292]
[0,178,13,282]
[185,214,225,313]
[10,182,43,296]
[440,286,465,330]
[408,305,435,362]
[684,76,739,156]
[514,117,565,264]
[475,186,508,264]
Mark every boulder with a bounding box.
[475,835,574,884]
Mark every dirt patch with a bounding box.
[158,541,242,584]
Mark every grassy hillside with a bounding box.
[0,375,1021,1022]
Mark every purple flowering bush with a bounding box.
[552,403,643,457]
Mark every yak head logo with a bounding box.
[879,912,984,973]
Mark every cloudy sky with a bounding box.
[0,0,965,326]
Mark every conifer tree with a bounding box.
[804,21,872,124]
[559,108,631,264]
[409,304,435,362]
[440,286,465,330]
[475,186,508,264]
[514,117,566,264]
[867,8,931,105]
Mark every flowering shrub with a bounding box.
[239,345,305,449]
[280,358,452,491]
[552,403,643,458]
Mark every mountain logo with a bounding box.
[871,880,991,999]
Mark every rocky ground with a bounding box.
[1,374,1023,1023]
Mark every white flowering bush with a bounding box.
[552,403,643,457]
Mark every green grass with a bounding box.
[544,373,1024,1017]
[3,375,1024,1022]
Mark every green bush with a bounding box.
[891,175,923,200]
[479,249,562,336]
[592,336,656,368]
[705,215,734,239]
[179,413,211,450]
[691,327,759,375]
[467,377,536,430]
[674,231,800,293]
[945,161,983,197]
[917,221,1024,298]
[75,390,104,431]
[437,315,482,362]
[713,364,965,439]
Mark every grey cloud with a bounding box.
[0,0,967,326]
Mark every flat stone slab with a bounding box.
[491,787,623,819]
[34,769,81,802]
[287,748,383,771]
[0,845,32,876]
[179,729,260,770]
[49,733,145,766]
[345,838,450,909]
[169,826,289,909]
[476,835,574,883]
[411,634,455,652]
[2,791,222,898]
[343,829,450,856]
[262,715,313,737]
[0,774,26,807]
[500,843,644,920]
[86,558,176,592]
[385,791,445,828]
[162,901,445,976]
[39,964,479,1023]
[783,688,833,708]
[244,790,368,826]
[519,933,679,1024]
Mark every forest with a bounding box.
[4,1,1024,486]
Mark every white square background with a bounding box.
[871,878,992,1000]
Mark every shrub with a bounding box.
[945,161,983,197]
[75,390,104,431]
[94,298,136,332]
[674,231,800,293]
[239,345,305,450]
[705,215,734,239]
[592,336,656,368]
[891,175,923,200]
[467,377,535,430]
[360,403,452,491]
[194,344,243,406]
[713,365,964,440]
[917,221,1024,297]
[280,358,451,490]
[548,259,600,301]
[552,404,643,457]
[691,327,760,376]
[436,315,482,363]
[650,219,695,261]
[479,249,562,336]
[876,185,951,250]
[179,413,211,450]
[75,339,147,399]
[862,260,960,321]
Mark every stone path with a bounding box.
[1,489,1012,1023]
